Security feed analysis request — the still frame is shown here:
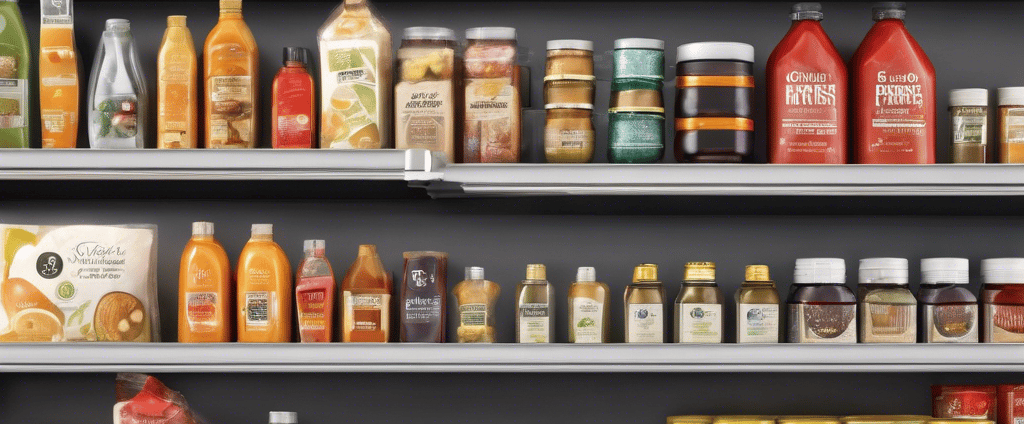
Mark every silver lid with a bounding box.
[105,18,130,32]
[614,38,664,50]
[466,27,516,40]
[676,42,754,63]
[576,266,596,282]
[269,411,298,424]
[547,39,593,51]
[465,266,485,280]
[192,221,214,236]
[403,26,456,41]
[251,223,273,236]
[949,89,988,107]
[873,2,907,21]
[791,2,823,21]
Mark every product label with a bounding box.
[395,47,454,157]
[738,303,779,343]
[676,303,722,343]
[208,75,254,148]
[571,297,604,343]
[1003,108,1024,144]
[296,276,333,338]
[860,303,916,343]
[403,256,443,325]
[518,302,550,343]
[274,74,313,148]
[244,291,271,327]
[0,76,27,129]
[952,107,987,145]
[869,70,928,152]
[923,304,978,343]
[465,76,519,162]
[184,292,217,332]
[788,304,856,343]
[158,53,193,148]
[778,70,839,156]
[544,127,594,156]
[93,95,138,140]
[984,304,1024,342]
[627,303,663,343]
[344,291,389,333]
[459,303,487,327]
[320,40,382,149]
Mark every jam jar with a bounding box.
[919,258,978,343]
[981,258,1024,342]
[788,258,856,343]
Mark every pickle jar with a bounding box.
[395,27,458,162]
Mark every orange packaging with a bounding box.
[39,0,80,148]
[157,15,198,149]
[236,224,292,342]
[178,222,232,342]
[340,244,391,342]
[204,0,259,148]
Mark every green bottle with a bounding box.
[0,0,30,148]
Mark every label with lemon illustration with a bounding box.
[320,40,382,149]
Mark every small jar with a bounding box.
[674,261,724,343]
[998,87,1024,163]
[788,258,856,343]
[544,105,594,163]
[949,89,989,164]
[674,42,755,163]
[395,27,458,162]
[981,258,1024,342]
[545,39,594,78]
[919,258,978,343]
[858,258,916,343]
[609,38,665,163]
[463,27,520,163]
[608,110,665,163]
[452,266,500,343]
[735,264,780,343]
[624,264,665,343]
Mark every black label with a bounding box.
[36,252,63,279]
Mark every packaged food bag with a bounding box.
[0,224,159,342]
[114,373,202,424]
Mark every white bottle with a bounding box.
[87,19,147,148]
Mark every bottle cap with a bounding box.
[105,19,130,32]
[466,27,516,41]
[576,267,597,282]
[632,264,659,283]
[998,87,1024,106]
[220,0,242,11]
[192,221,214,236]
[283,47,311,66]
[982,258,1024,284]
[873,2,906,21]
[858,257,909,285]
[683,262,716,281]
[269,412,298,424]
[547,39,593,52]
[614,38,664,51]
[167,15,187,27]
[526,264,546,280]
[251,223,273,236]
[465,266,485,280]
[921,258,969,285]
[791,2,823,21]
[403,26,456,41]
[303,239,325,255]
[949,89,988,107]
[793,258,846,285]
[676,42,754,63]
[745,265,771,282]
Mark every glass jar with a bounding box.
[981,258,1024,342]
[544,106,594,163]
[624,264,665,343]
[858,257,916,343]
[463,27,520,163]
[546,39,594,76]
[609,38,665,163]
[674,261,724,343]
[919,258,978,343]
[452,266,500,343]
[735,264,780,343]
[949,89,988,164]
[674,42,755,163]
[395,27,458,163]
[544,78,595,105]
[788,258,857,343]
[998,88,1024,163]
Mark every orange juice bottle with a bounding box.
[237,224,292,342]
[178,222,232,342]
[340,244,392,342]
[204,0,258,148]
[39,0,80,148]
[157,15,198,149]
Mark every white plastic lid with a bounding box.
[547,39,593,51]
[192,221,214,236]
[403,27,456,41]
[982,258,1024,284]
[998,87,1024,106]
[465,266,485,280]
[251,223,273,236]
[921,258,969,285]
[793,258,846,285]
[577,266,596,282]
[859,257,910,285]
[269,411,298,424]
[614,38,664,51]
[676,42,754,63]
[466,27,516,41]
[303,239,325,254]
[949,89,988,107]
[106,19,130,32]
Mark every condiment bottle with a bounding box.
[788,258,856,343]
[453,266,500,343]
[204,0,258,148]
[850,2,936,164]
[858,257,916,343]
[237,224,292,343]
[87,19,147,149]
[981,258,1024,342]
[766,2,847,164]
[318,0,392,149]
[736,264,780,343]
[949,89,989,163]
[340,244,391,342]
[272,47,315,148]
[545,39,596,163]
[395,27,458,162]
[919,258,978,343]
[157,16,198,149]
[515,264,554,343]
[608,38,665,163]
[568,266,609,343]
[463,27,521,163]
[39,0,79,148]
[0,0,29,147]
[674,261,724,343]
[295,240,335,342]
[624,264,665,343]
[997,88,1024,163]
[399,251,447,343]
[177,222,231,343]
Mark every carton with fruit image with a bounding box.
[0,224,159,342]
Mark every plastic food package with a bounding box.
[0,224,159,342]
[932,385,997,420]
[114,373,202,424]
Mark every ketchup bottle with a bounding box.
[272,47,316,148]
[767,2,847,164]
[850,2,936,164]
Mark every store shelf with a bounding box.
[2,343,1023,373]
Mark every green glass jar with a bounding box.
[609,38,664,163]
[608,110,664,163]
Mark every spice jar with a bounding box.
[858,257,916,343]
[788,258,856,343]
[452,266,500,343]
[998,88,1024,163]
[673,261,723,343]
[568,267,610,343]
[463,27,520,163]
[919,258,978,343]
[545,106,594,163]
[674,42,755,163]
[624,264,665,343]
[395,27,458,163]
[949,89,989,164]
[736,264,780,343]
[609,38,665,163]
[981,258,1024,342]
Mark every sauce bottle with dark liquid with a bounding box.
[399,251,447,342]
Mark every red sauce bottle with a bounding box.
[850,2,936,164]
[767,2,847,164]
[272,47,315,148]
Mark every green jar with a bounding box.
[609,38,665,163]
[608,111,665,163]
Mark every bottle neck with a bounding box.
[220,10,242,20]
[285,60,305,68]
[250,234,273,242]
[191,234,213,241]
[305,248,325,258]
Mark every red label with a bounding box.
[1000,385,1024,424]
[296,275,334,342]
[932,385,996,420]
[272,68,314,148]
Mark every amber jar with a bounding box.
[981,258,1024,342]
[545,39,594,77]
[998,88,1024,163]
[788,258,857,343]
[919,258,977,343]
[545,106,594,163]
[949,89,989,164]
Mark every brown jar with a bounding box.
[546,40,594,76]
[544,78,595,105]
[545,106,594,163]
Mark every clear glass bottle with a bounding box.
[568,266,610,343]
[87,19,147,148]
[919,258,977,343]
[981,258,1024,342]
[453,266,500,343]
[515,264,554,343]
[295,240,336,343]
[395,27,458,161]
[788,258,856,343]
[949,89,988,163]
[858,257,916,343]
[735,264,780,343]
[674,261,724,343]
[624,264,665,343]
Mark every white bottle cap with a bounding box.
[859,257,909,285]
[303,239,325,254]
[251,223,273,236]
[614,38,664,51]
[106,18,130,32]
[949,89,988,107]
[547,39,593,51]
[982,258,1024,284]
[576,266,597,282]
[269,411,298,424]
[921,258,969,285]
[998,87,1024,106]
[192,221,214,236]
[466,27,516,41]
[465,266,485,280]
[793,258,846,285]
[676,42,754,63]
[403,26,455,41]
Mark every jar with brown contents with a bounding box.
[998,87,1024,163]
[452,266,500,343]
[949,89,989,163]
[395,27,459,162]
[545,106,594,163]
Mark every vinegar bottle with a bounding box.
[87,19,148,148]
[766,2,847,164]
[178,222,232,343]
[204,0,259,148]
[157,15,198,149]
[295,240,336,342]
[0,0,30,148]
[39,0,79,148]
[237,224,292,343]
[272,47,315,148]
[340,244,392,342]
[850,1,935,164]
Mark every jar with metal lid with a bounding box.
[858,257,916,343]
[788,258,856,343]
[673,261,724,343]
[949,89,989,164]
[674,42,755,163]
[609,38,665,163]
[736,264,780,343]
[998,87,1024,163]
[919,258,978,343]
[395,27,459,162]
[544,105,594,163]
[545,39,594,78]
[981,258,1024,342]
[624,264,665,343]
[463,27,520,163]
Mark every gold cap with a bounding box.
[220,0,242,11]
[167,15,187,27]
[668,416,716,424]
[745,265,771,281]
[684,262,716,281]
[633,264,658,282]
[526,264,546,280]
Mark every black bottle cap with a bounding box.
[283,47,311,66]
[791,2,823,21]
[873,2,907,21]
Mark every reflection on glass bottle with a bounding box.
[788,258,857,343]
[87,19,147,148]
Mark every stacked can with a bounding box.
[608,38,666,163]
[543,40,596,163]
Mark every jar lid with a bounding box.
[982,258,1024,284]
[269,412,298,424]
[283,47,312,66]
[676,42,754,63]
[791,2,824,21]
[466,27,516,40]
[465,266,485,280]
[577,266,596,282]
[545,103,594,110]
[303,239,326,254]
[793,258,846,285]
[745,265,770,282]
[404,26,456,41]
[921,257,969,285]
[633,264,659,283]
[684,261,715,281]
[251,223,273,236]
[872,2,906,21]
[949,89,988,107]
[105,18,130,32]
[548,39,593,52]
[858,257,909,285]
[998,87,1024,106]
[614,38,664,51]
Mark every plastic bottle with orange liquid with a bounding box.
[178,222,232,343]
[39,0,80,148]
[157,15,198,149]
[237,224,292,342]
[204,0,259,148]
[340,244,391,342]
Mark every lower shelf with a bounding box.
[2,343,1022,373]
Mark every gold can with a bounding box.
[842,416,931,424]
[926,420,994,424]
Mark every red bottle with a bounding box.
[767,2,847,164]
[850,2,936,164]
[272,47,315,148]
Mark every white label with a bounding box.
[676,303,722,343]
[319,39,383,149]
[518,302,550,343]
[571,297,604,343]
[626,303,663,343]
[923,304,978,343]
[737,303,779,343]
[788,304,856,343]
[244,291,271,327]
[984,303,1024,342]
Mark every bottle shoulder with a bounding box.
[852,21,934,71]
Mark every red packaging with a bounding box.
[999,385,1024,424]
[114,373,201,424]
[272,47,316,148]
[933,385,997,420]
